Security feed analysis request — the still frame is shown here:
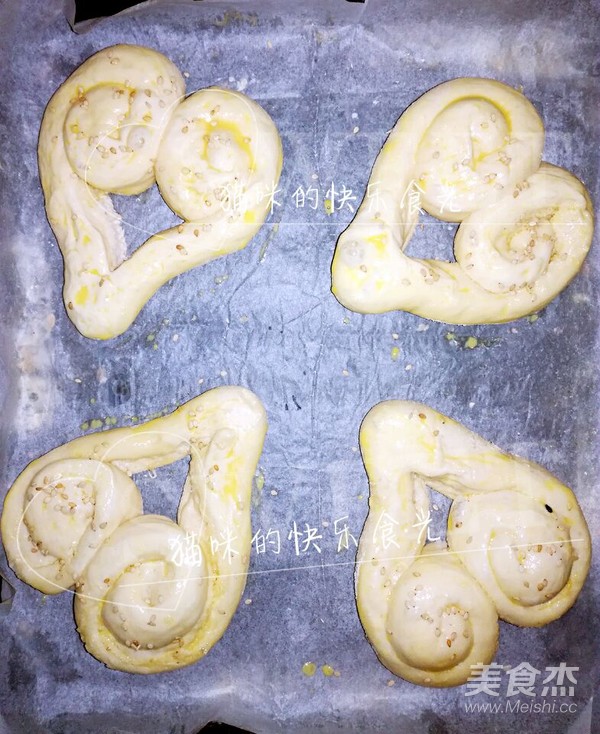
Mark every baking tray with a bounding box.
[0,0,598,732]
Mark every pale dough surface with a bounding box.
[332,78,594,323]
[356,400,591,686]
[1,386,267,673]
[38,44,282,339]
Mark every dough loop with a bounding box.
[332,78,593,323]
[39,44,282,339]
[356,401,590,686]
[1,386,267,673]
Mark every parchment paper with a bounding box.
[0,0,598,732]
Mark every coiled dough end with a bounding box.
[381,547,499,687]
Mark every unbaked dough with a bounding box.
[0,386,267,673]
[332,78,593,323]
[39,44,282,339]
[356,400,591,686]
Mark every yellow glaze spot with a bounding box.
[74,286,89,306]
[366,233,388,254]
[204,120,255,171]
[243,210,256,224]
[222,459,243,498]
[302,662,317,677]
[321,664,335,677]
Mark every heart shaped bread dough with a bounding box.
[356,400,590,686]
[332,78,593,324]
[39,44,282,339]
[1,386,267,673]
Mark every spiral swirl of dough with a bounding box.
[384,545,499,687]
[356,400,590,687]
[76,515,209,671]
[1,386,267,673]
[7,459,141,595]
[332,78,593,324]
[448,489,584,627]
[39,44,282,339]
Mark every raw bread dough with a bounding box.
[0,386,267,673]
[332,78,593,324]
[356,400,591,686]
[38,44,282,339]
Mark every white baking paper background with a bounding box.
[0,0,598,732]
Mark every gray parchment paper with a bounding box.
[0,1,598,732]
